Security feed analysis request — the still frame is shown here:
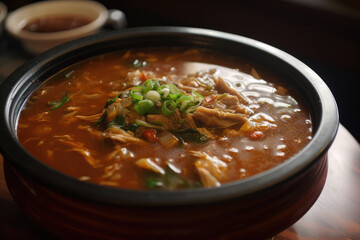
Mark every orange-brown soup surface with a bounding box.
[17,48,312,190]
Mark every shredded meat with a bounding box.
[175,71,217,96]
[214,77,249,104]
[105,127,147,144]
[196,167,220,187]
[146,110,197,130]
[183,113,197,129]
[192,106,248,128]
[169,109,183,129]
[77,125,105,139]
[190,151,227,187]
[224,113,277,136]
[135,158,165,174]
[250,68,261,79]
[196,127,215,139]
[76,112,104,122]
[203,94,253,115]
[54,135,101,168]
[146,114,172,129]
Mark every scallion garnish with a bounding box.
[134,99,154,115]
[142,79,154,94]
[153,80,160,90]
[168,84,180,99]
[162,100,176,116]
[128,78,202,117]
[131,91,144,103]
[144,90,161,102]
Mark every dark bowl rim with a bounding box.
[0,26,339,206]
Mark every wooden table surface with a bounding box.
[0,124,359,240]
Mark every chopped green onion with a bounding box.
[158,87,170,99]
[129,87,143,103]
[176,95,194,104]
[153,80,160,90]
[162,100,176,116]
[134,99,154,115]
[142,79,154,94]
[167,84,180,99]
[184,105,199,114]
[180,100,191,111]
[130,87,142,95]
[49,92,70,110]
[131,92,143,103]
[176,95,194,111]
[144,90,161,102]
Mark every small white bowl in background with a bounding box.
[0,1,7,37]
[5,0,126,55]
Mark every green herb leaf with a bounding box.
[104,93,121,108]
[127,123,139,132]
[143,166,201,190]
[95,112,107,126]
[173,129,209,144]
[107,115,126,129]
[48,92,70,110]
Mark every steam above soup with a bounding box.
[17,48,312,190]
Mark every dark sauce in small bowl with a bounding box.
[23,15,93,33]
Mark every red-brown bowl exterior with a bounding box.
[4,154,327,240]
[0,27,338,239]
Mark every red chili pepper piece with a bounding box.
[204,95,217,103]
[140,72,147,82]
[142,129,158,143]
[249,131,263,140]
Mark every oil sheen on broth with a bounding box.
[17,48,313,190]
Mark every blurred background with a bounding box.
[1,0,359,141]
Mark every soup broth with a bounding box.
[23,15,93,33]
[17,48,312,190]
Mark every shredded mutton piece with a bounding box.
[135,158,165,174]
[214,77,249,104]
[54,135,101,168]
[192,106,248,128]
[76,112,104,122]
[189,151,228,187]
[105,127,147,144]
